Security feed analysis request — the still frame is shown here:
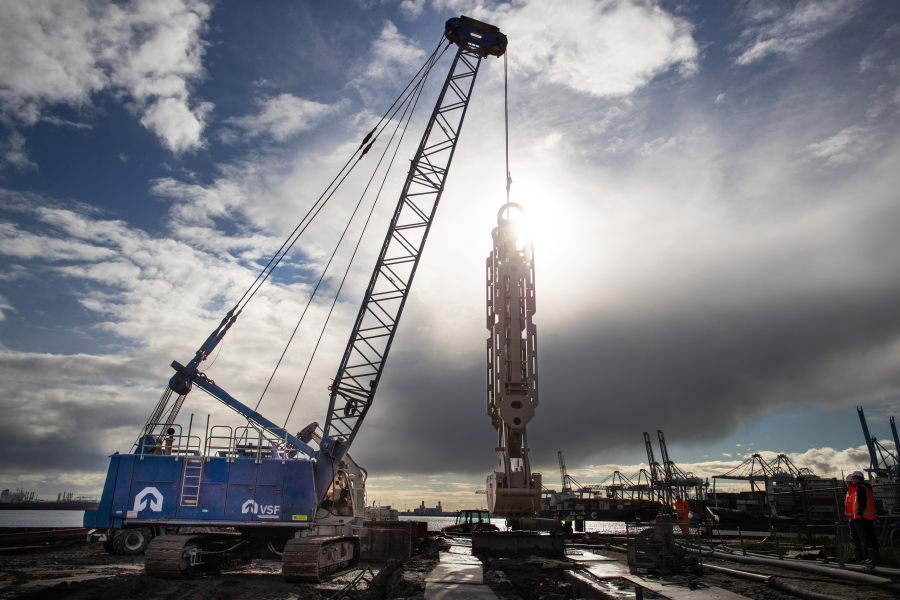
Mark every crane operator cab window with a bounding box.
[319,472,354,516]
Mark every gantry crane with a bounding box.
[857,407,900,477]
[84,16,507,582]
[559,451,571,494]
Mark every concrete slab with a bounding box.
[623,574,750,599]
[425,563,483,584]
[565,551,618,562]
[439,551,482,565]
[584,561,628,579]
[424,582,498,600]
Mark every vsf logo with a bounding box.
[242,499,281,519]
[133,487,164,512]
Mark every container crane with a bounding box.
[559,451,570,494]
[643,431,665,501]
[857,406,900,477]
[83,15,508,582]
[657,430,704,505]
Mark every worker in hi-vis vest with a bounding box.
[844,474,863,562]
[847,471,879,563]
[674,495,689,536]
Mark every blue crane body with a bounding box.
[87,455,316,527]
[83,15,507,582]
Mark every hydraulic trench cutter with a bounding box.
[84,15,508,582]
[485,202,542,518]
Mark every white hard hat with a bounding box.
[850,471,865,479]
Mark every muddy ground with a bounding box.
[1,538,897,599]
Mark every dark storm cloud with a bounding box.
[0,376,148,476]
[353,141,900,476]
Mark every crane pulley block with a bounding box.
[445,16,508,57]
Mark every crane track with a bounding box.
[145,535,200,579]
[282,535,360,583]
[145,533,250,579]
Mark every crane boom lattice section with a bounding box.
[321,45,484,455]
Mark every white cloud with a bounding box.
[0,294,14,321]
[227,94,342,142]
[733,0,861,65]
[0,194,363,472]
[637,136,676,155]
[492,0,698,97]
[355,21,427,86]
[0,0,214,154]
[141,98,214,154]
[399,0,426,19]
[0,220,118,261]
[0,132,37,172]
[569,445,872,489]
[808,125,877,166]
[754,447,873,480]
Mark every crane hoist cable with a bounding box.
[208,36,451,336]
[252,43,444,415]
[504,51,511,202]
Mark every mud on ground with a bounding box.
[3,539,899,600]
[0,541,444,600]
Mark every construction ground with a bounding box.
[1,530,898,600]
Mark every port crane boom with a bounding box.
[85,16,508,582]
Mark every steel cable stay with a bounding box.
[225,38,450,319]
[251,49,438,418]
[144,38,449,448]
[280,42,435,432]
[225,36,448,315]
[177,38,451,382]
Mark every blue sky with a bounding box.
[2,0,900,510]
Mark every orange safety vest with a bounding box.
[854,483,876,520]
[844,485,856,519]
[675,499,689,520]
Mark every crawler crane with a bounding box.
[84,16,507,582]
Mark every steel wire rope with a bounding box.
[504,51,511,202]
[215,38,450,324]
[251,50,441,414]
[280,45,436,431]
[231,43,447,315]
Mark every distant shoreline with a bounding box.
[398,511,458,517]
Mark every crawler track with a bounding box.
[145,533,249,579]
[145,535,200,579]
[282,535,360,583]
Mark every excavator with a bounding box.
[83,15,507,582]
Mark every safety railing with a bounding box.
[203,424,297,463]
[136,421,309,463]
[134,423,202,458]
